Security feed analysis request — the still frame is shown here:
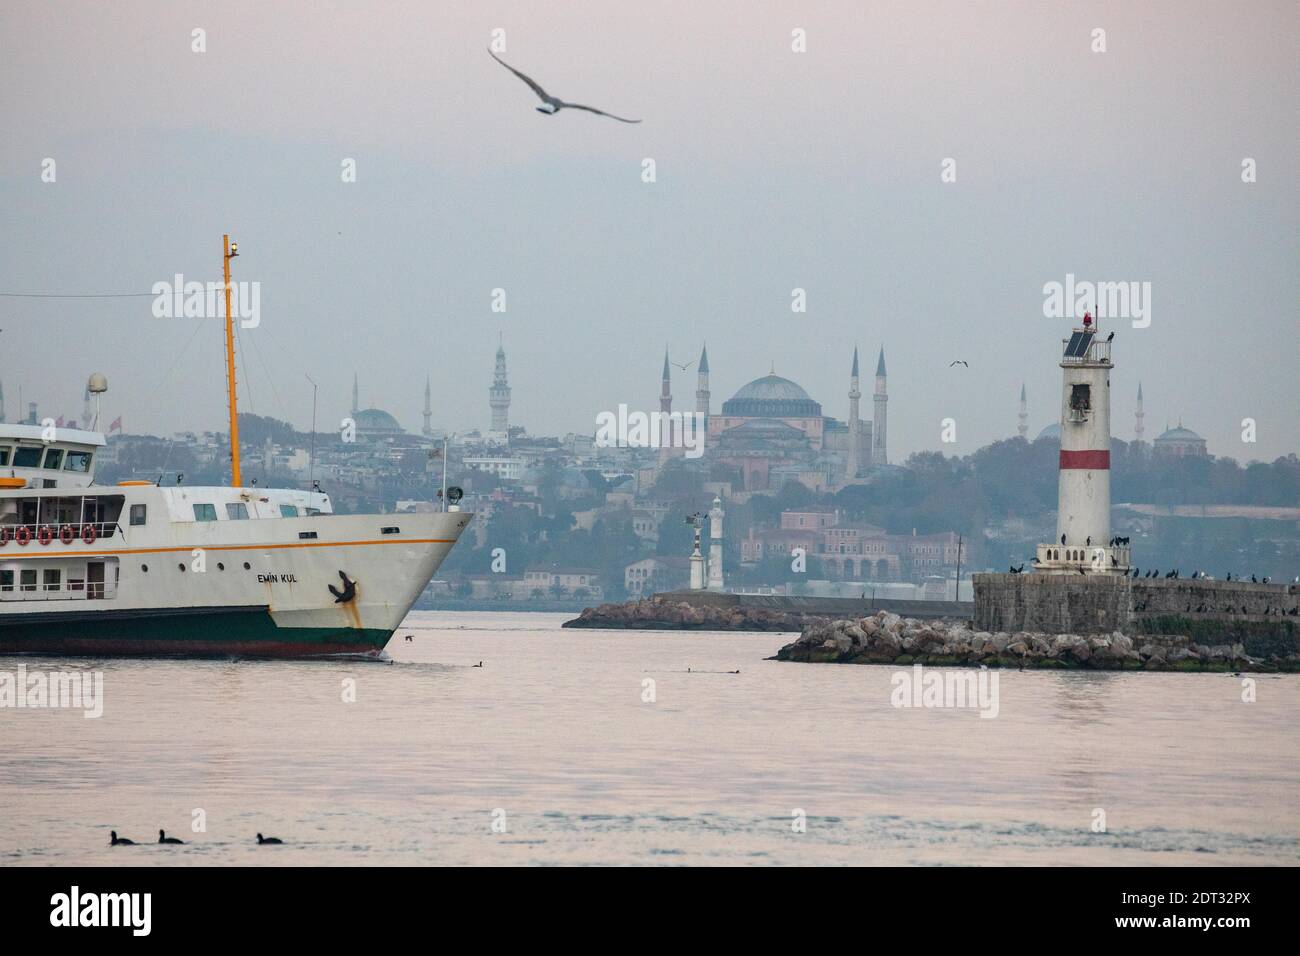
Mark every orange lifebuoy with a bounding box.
[37,525,54,546]
[60,524,75,545]
[81,524,97,545]
[16,526,32,546]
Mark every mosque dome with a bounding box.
[354,407,404,436]
[722,375,822,418]
[1035,422,1061,441]
[1155,425,1203,442]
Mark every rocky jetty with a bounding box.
[774,610,1300,672]
[563,599,811,632]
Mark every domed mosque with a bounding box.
[672,346,887,492]
[350,373,406,441]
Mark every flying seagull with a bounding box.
[672,360,695,371]
[488,48,641,123]
[949,360,969,367]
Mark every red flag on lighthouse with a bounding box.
[109,416,122,433]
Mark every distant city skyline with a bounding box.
[1,1,1296,461]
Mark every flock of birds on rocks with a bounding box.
[109,829,283,846]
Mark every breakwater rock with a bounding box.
[774,610,1300,672]
[563,599,811,632]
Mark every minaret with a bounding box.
[872,346,888,466]
[695,344,710,418]
[351,373,359,417]
[658,348,673,463]
[845,346,861,481]
[81,386,92,430]
[707,495,725,590]
[1018,383,1028,438]
[1033,313,1128,574]
[422,375,433,437]
[489,338,511,439]
[1134,382,1145,441]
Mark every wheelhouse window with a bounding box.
[193,503,218,522]
[12,446,42,468]
[226,503,249,520]
[64,450,93,473]
[0,447,9,466]
[41,448,65,470]
[129,504,147,526]
[279,504,299,518]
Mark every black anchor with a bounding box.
[328,570,357,604]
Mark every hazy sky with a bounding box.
[2,1,1296,462]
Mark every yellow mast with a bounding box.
[222,234,242,486]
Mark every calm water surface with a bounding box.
[2,611,1297,865]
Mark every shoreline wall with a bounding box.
[973,573,1300,636]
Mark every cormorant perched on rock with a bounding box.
[1251,574,1258,583]
[1086,536,1091,547]
[1061,533,1066,546]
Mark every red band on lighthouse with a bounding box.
[1060,449,1110,470]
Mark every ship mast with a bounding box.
[222,234,242,486]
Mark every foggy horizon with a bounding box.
[2,0,1296,462]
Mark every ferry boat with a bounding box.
[0,236,471,658]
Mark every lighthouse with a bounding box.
[1034,313,1130,574]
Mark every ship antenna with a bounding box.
[223,234,242,486]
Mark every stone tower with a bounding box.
[695,344,710,418]
[489,338,511,440]
[872,346,888,466]
[1018,383,1028,438]
[422,375,433,437]
[1134,381,1145,441]
[845,346,862,481]
[1033,314,1129,574]
[707,495,725,590]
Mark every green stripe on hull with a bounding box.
[0,605,392,658]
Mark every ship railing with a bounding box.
[0,520,122,544]
[0,580,117,601]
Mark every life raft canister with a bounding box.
[81,523,97,545]
[15,526,31,546]
[38,525,54,546]
[60,524,76,545]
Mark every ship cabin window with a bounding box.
[42,569,61,592]
[20,569,37,592]
[279,505,299,518]
[12,446,42,468]
[0,570,12,592]
[42,448,65,470]
[226,503,249,520]
[64,450,93,473]
[193,503,218,522]
[1069,384,1091,412]
[305,507,322,516]
[130,504,147,526]
[0,447,9,466]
